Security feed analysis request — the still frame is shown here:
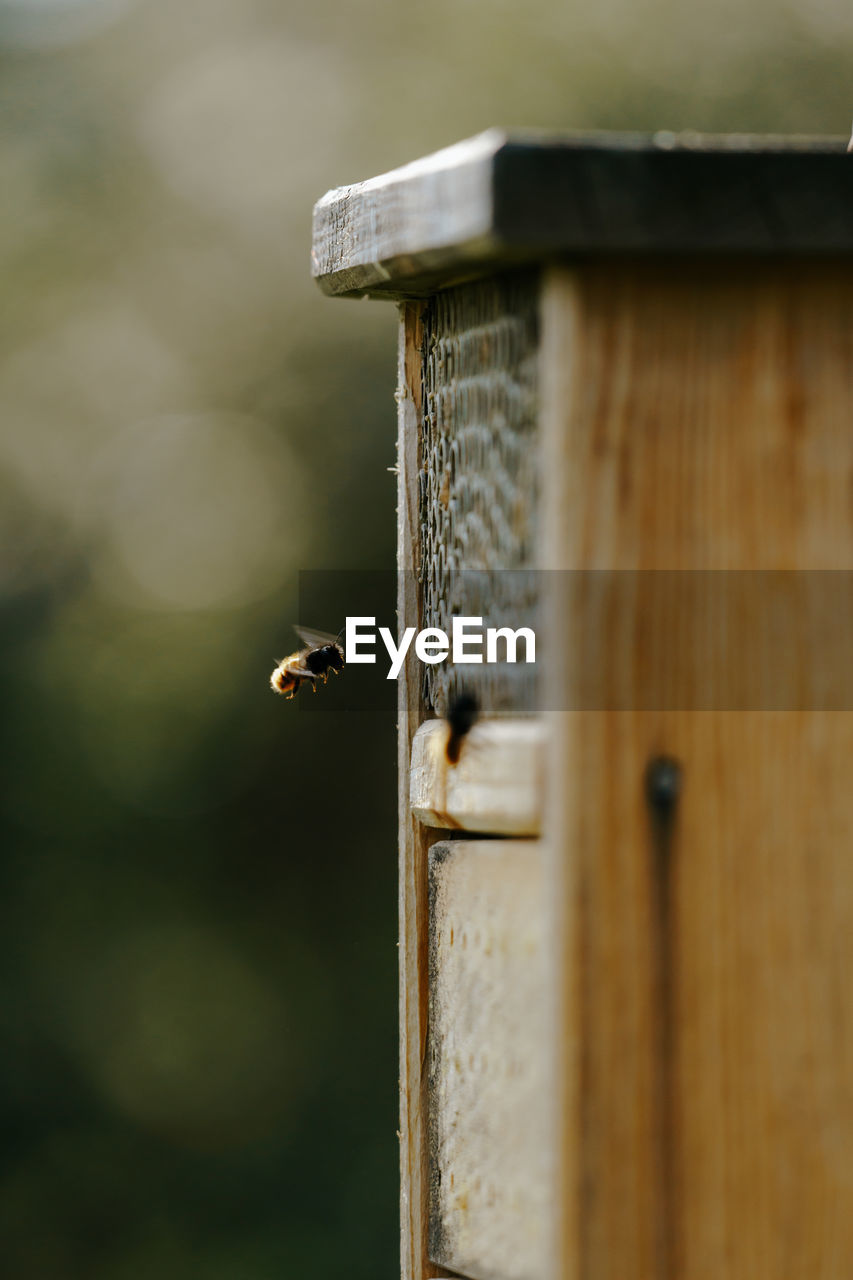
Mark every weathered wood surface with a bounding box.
[416,272,541,718]
[410,719,546,836]
[428,840,553,1280]
[313,131,853,298]
[539,261,853,1280]
[313,133,499,298]
[397,304,458,1280]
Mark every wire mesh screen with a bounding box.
[418,271,541,715]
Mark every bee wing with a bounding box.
[293,624,343,651]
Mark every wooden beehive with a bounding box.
[313,131,853,1280]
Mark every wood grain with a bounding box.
[313,133,499,298]
[539,261,853,1280]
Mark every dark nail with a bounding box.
[645,756,683,817]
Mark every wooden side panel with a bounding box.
[540,262,853,1280]
[428,840,553,1280]
[397,303,457,1280]
[417,271,541,719]
[403,271,546,1280]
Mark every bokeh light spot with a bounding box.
[62,921,295,1147]
[137,38,354,234]
[92,412,308,611]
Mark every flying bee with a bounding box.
[444,691,480,764]
[270,626,345,700]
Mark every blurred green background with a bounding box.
[0,0,851,1275]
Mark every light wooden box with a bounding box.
[313,132,853,1280]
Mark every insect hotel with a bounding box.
[312,132,853,1280]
